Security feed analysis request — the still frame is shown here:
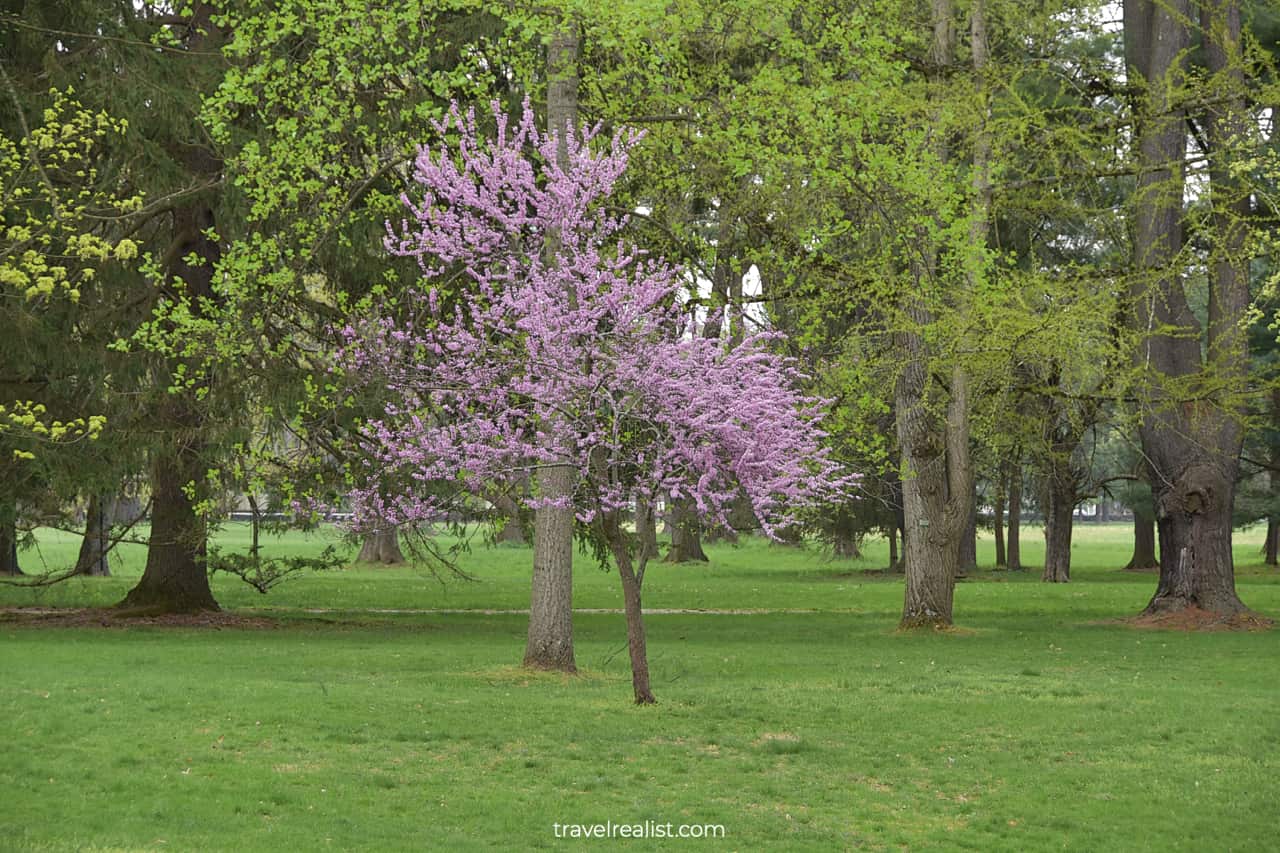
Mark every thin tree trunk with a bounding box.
[357,528,405,564]
[525,25,581,671]
[993,466,1007,567]
[1264,520,1278,567]
[75,494,111,576]
[635,496,659,563]
[598,511,655,704]
[958,487,977,575]
[1007,457,1023,571]
[1267,387,1279,566]
[888,524,900,572]
[1125,512,1160,571]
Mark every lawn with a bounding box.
[1,523,1277,850]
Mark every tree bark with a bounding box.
[75,493,111,576]
[663,498,709,563]
[888,524,900,572]
[357,528,405,564]
[635,496,659,563]
[958,487,977,575]
[896,0,978,629]
[1042,471,1075,582]
[1007,457,1023,571]
[119,444,219,613]
[0,496,20,576]
[118,4,223,615]
[524,25,581,672]
[1124,0,1251,618]
[1265,520,1278,567]
[599,511,655,704]
[993,466,1007,567]
[1125,511,1160,571]
[491,493,527,545]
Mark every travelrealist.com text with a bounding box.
[552,821,726,840]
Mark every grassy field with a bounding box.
[1,523,1278,850]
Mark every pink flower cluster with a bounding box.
[338,100,848,534]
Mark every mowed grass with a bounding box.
[1,523,1278,850]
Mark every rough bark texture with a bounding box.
[524,464,577,672]
[75,494,111,577]
[895,0,978,629]
[118,4,222,615]
[524,25,581,672]
[119,444,219,613]
[357,529,406,564]
[1125,512,1160,571]
[1042,475,1075,583]
[664,498,709,563]
[1124,0,1250,618]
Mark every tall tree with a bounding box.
[1123,0,1256,619]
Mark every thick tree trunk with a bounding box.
[525,465,577,671]
[357,528,405,564]
[524,25,581,672]
[1125,0,1251,619]
[1042,474,1074,582]
[75,494,111,577]
[492,493,527,545]
[1125,512,1160,571]
[664,498,709,563]
[0,498,20,576]
[1007,459,1023,571]
[119,446,219,613]
[896,0,979,629]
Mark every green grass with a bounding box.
[1,523,1278,850]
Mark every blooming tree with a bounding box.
[340,101,846,703]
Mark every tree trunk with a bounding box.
[664,498,709,563]
[120,5,224,614]
[1267,387,1279,566]
[524,25,581,672]
[993,466,1007,567]
[1042,473,1074,582]
[635,496,659,563]
[75,494,111,576]
[357,528,405,564]
[888,525,900,572]
[1007,458,1023,571]
[492,493,527,545]
[958,488,977,575]
[1125,0,1251,619]
[598,511,655,704]
[0,497,20,576]
[1125,512,1160,571]
[896,0,978,629]
[1264,520,1278,567]
[119,445,219,613]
